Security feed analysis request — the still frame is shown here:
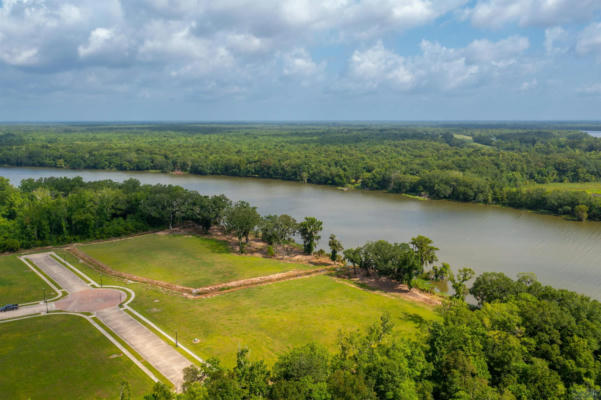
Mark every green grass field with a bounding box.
[79,234,315,288]
[53,249,438,367]
[0,255,53,305]
[131,275,438,366]
[0,314,154,399]
[527,182,601,195]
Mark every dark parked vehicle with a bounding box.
[0,304,18,312]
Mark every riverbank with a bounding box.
[2,166,601,300]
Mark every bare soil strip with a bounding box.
[187,268,333,299]
[335,272,443,306]
[67,244,337,298]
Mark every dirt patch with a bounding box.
[337,272,442,307]
[193,226,337,267]
[188,268,332,299]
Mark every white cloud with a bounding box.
[0,47,39,67]
[464,36,529,65]
[576,22,601,59]
[0,0,124,69]
[519,79,537,91]
[467,0,601,28]
[578,83,601,96]
[78,28,131,64]
[545,27,569,55]
[282,48,324,77]
[222,33,269,55]
[347,36,530,92]
[349,41,415,90]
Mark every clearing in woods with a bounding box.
[79,233,315,288]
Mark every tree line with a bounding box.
[0,176,329,254]
[141,272,601,400]
[2,124,601,220]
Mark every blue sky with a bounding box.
[0,0,601,121]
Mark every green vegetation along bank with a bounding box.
[3,123,601,220]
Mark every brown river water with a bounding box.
[2,167,600,299]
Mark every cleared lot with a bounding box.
[131,274,438,366]
[79,233,315,287]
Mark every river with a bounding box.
[584,131,601,138]
[2,167,601,299]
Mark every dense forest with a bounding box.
[0,176,231,251]
[2,123,601,220]
[144,273,601,400]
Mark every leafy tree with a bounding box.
[260,214,297,248]
[327,370,376,400]
[328,234,343,262]
[142,185,188,229]
[233,348,271,399]
[410,235,439,270]
[182,365,204,393]
[343,247,361,276]
[144,382,174,400]
[273,344,330,383]
[430,262,451,281]
[470,272,518,306]
[450,267,475,301]
[352,240,421,285]
[574,204,589,221]
[223,201,261,253]
[298,217,323,255]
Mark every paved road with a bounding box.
[25,253,90,293]
[0,302,54,321]
[20,252,193,390]
[97,307,191,389]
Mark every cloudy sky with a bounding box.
[1,0,600,121]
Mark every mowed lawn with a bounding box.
[0,314,154,399]
[0,255,53,305]
[79,234,315,288]
[131,274,438,366]
[527,182,601,195]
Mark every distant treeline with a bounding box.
[144,272,601,400]
[2,124,601,220]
